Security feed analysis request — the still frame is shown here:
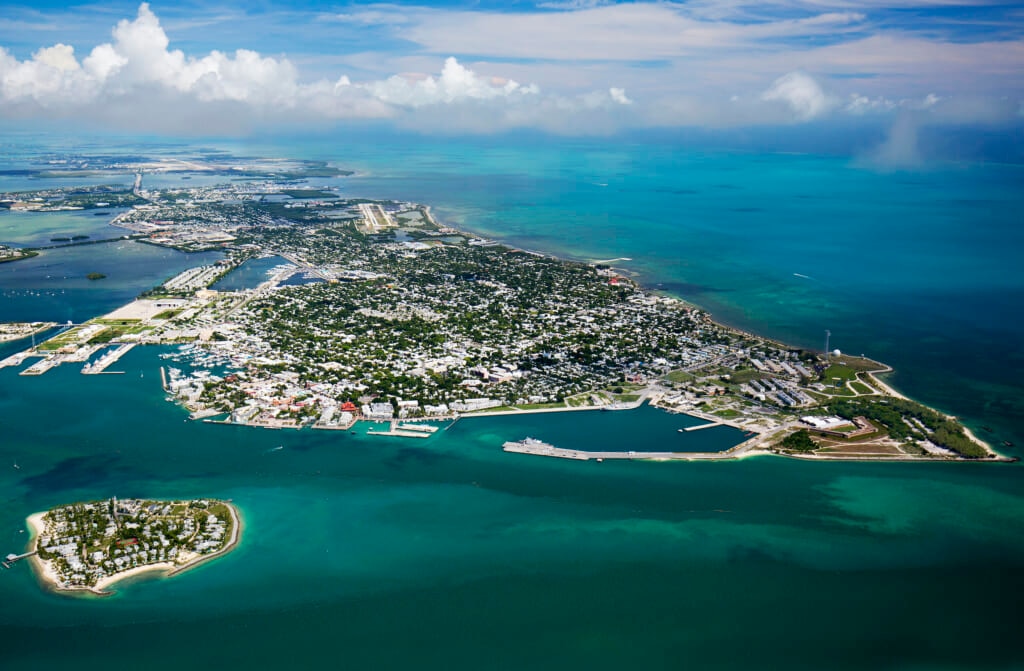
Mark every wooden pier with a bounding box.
[3,550,36,569]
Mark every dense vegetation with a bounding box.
[781,429,817,452]
[827,397,987,458]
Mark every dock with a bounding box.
[63,343,103,363]
[3,550,36,569]
[0,350,42,369]
[684,421,722,432]
[366,420,441,438]
[20,356,60,376]
[502,441,592,460]
[396,423,439,434]
[83,343,136,374]
[367,428,433,439]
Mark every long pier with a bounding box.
[502,440,764,462]
[396,423,439,434]
[684,421,722,431]
[3,550,36,569]
[83,343,136,374]
[367,428,433,439]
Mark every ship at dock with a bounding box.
[503,437,556,451]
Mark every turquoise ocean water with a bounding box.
[1,135,1023,669]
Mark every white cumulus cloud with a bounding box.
[0,3,636,133]
[609,87,632,105]
[365,57,540,107]
[761,72,831,121]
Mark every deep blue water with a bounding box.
[269,136,1024,447]
[1,134,1022,670]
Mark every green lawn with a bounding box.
[851,381,873,395]
[726,369,765,384]
[823,364,857,381]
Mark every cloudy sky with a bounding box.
[0,1,1021,134]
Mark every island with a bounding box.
[0,322,56,343]
[0,150,1011,462]
[25,497,240,596]
[86,272,107,280]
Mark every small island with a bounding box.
[86,272,107,280]
[26,497,240,596]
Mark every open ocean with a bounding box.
[1,134,1022,669]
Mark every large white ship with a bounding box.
[502,437,555,450]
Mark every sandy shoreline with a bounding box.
[25,502,242,597]
[168,500,242,578]
[866,368,1002,458]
